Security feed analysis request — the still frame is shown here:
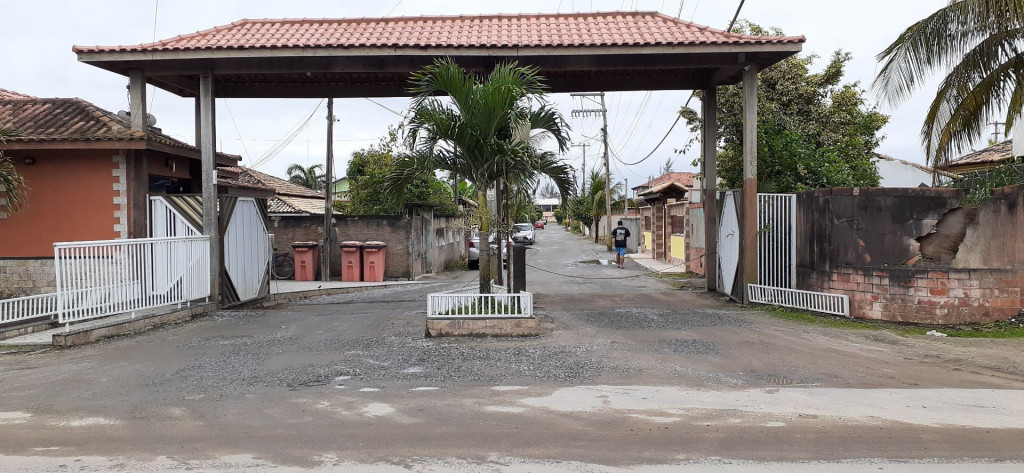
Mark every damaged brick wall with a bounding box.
[796,186,1024,323]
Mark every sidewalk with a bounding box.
[627,252,689,274]
[269,279,423,294]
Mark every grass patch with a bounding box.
[763,306,1024,338]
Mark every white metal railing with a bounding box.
[757,193,797,289]
[54,236,210,324]
[748,284,850,317]
[427,283,529,319]
[0,292,59,325]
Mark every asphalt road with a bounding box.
[2,224,1024,472]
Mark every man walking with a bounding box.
[612,220,631,269]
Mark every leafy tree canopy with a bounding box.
[683,22,889,192]
[343,126,460,217]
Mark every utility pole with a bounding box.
[990,121,1007,143]
[322,98,336,282]
[572,142,590,195]
[571,92,611,250]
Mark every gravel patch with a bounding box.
[655,338,721,356]
[569,307,750,331]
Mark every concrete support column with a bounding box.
[128,69,147,132]
[199,71,220,304]
[653,202,666,260]
[741,65,759,303]
[702,86,718,291]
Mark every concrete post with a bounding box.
[199,71,220,304]
[128,69,147,132]
[702,86,719,291]
[741,65,759,303]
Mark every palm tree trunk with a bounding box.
[477,189,491,294]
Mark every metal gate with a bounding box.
[150,195,271,306]
[757,194,796,288]
[748,193,849,316]
[220,196,271,305]
[717,191,740,298]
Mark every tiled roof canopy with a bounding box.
[0,88,35,100]
[220,166,325,216]
[74,12,804,99]
[0,97,239,163]
[634,171,697,189]
[74,12,802,52]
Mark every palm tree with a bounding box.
[584,170,626,243]
[286,163,326,191]
[873,0,1024,168]
[0,129,29,218]
[392,58,571,293]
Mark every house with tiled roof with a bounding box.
[631,171,698,197]
[0,92,245,297]
[941,140,1020,174]
[223,166,326,216]
[874,153,959,187]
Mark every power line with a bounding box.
[364,97,405,117]
[221,99,251,163]
[621,0,747,167]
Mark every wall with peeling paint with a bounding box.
[796,185,1024,323]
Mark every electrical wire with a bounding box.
[250,99,324,169]
[364,97,406,118]
[147,0,160,112]
[221,99,251,163]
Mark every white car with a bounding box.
[512,223,536,245]
[467,233,512,270]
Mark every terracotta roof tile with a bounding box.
[225,166,325,199]
[73,12,804,53]
[634,171,697,189]
[0,97,238,164]
[945,140,1015,169]
[0,88,35,100]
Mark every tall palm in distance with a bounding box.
[584,170,626,243]
[394,58,571,293]
[873,0,1024,168]
[286,163,326,191]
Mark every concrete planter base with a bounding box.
[426,317,539,337]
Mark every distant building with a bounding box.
[873,153,958,187]
[330,177,350,202]
[942,140,1020,174]
[535,197,560,222]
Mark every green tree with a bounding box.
[392,59,572,293]
[874,0,1024,167]
[0,129,29,218]
[286,163,325,191]
[344,128,460,217]
[684,23,888,192]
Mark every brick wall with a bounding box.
[0,258,56,298]
[652,203,666,260]
[802,265,1024,324]
[267,214,465,280]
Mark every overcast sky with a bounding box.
[2,0,960,189]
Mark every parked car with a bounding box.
[512,223,536,245]
[534,220,545,229]
[467,233,512,270]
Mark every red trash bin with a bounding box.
[362,241,387,282]
[340,241,363,282]
[292,242,320,281]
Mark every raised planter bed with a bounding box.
[426,284,537,337]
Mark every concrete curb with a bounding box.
[1,319,56,341]
[52,303,217,347]
[235,283,417,310]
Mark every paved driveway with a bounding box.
[1,224,1024,472]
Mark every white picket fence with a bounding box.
[747,284,850,317]
[427,283,533,319]
[0,292,59,325]
[54,236,210,324]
